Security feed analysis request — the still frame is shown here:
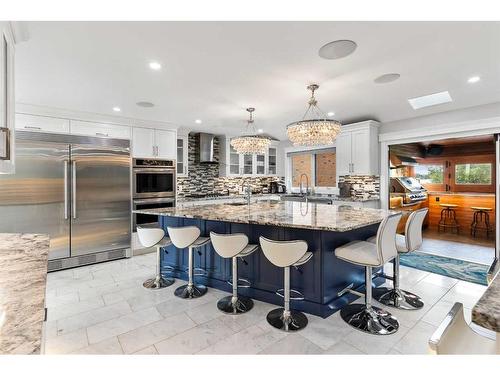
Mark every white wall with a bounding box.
[380,101,500,134]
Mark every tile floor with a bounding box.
[43,253,488,355]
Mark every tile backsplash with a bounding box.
[338,175,380,200]
[176,133,284,198]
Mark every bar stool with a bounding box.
[210,232,259,314]
[470,206,493,238]
[369,208,428,310]
[167,226,211,299]
[137,227,175,289]
[334,213,402,335]
[438,203,459,234]
[259,236,313,332]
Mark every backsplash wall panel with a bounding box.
[338,175,380,200]
[177,133,284,198]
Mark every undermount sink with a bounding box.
[225,202,249,206]
[280,194,333,204]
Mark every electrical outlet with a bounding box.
[436,197,440,202]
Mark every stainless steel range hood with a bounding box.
[197,133,217,163]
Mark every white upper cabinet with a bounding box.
[155,129,176,159]
[16,113,70,133]
[176,135,189,177]
[132,127,176,159]
[70,120,130,139]
[220,137,282,176]
[0,22,15,174]
[335,120,380,177]
[132,127,155,157]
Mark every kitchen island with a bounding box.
[135,200,392,317]
[0,233,50,354]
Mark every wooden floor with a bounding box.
[419,228,495,265]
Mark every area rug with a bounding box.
[399,251,489,286]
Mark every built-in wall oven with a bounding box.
[133,158,175,199]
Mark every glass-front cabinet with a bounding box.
[176,135,189,177]
[224,139,279,176]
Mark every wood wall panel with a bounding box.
[427,194,496,235]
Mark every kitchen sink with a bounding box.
[225,202,249,206]
[280,194,333,204]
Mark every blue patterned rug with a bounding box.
[400,251,489,286]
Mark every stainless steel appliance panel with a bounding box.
[70,145,131,257]
[132,197,175,230]
[0,140,71,260]
[133,167,175,199]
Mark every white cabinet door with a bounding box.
[350,128,371,175]
[335,132,352,176]
[16,113,70,134]
[242,154,253,175]
[0,23,15,173]
[267,147,277,175]
[71,120,130,139]
[228,142,241,175]
[255,153,266,175]
[177,136,189,176]
[155,129,176,159]
[132,127,155,158]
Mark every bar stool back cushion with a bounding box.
[259,237,308,268]
[210,232,249,258]
[375,213,402,264]
[403,208,428,253]
[167,226,201,249]
[137,227,165,248]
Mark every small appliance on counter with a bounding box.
[338,182,352,198]
[269,181,286,194]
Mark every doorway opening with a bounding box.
[388,135,495,281]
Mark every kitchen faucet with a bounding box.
[299,173,310,197]
[244,180,252,205]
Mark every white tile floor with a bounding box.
[43,253,487,355]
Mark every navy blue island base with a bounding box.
[158,215,383,318]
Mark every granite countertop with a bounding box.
[0,233,50,354]
[135,200,392,232]
[178,193,379,203]
[472,271,500,333]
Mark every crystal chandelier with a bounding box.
[230,108,271,155]
[287,84,341,146]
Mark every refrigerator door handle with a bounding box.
[64,160,69,220]
[72,161,77,219]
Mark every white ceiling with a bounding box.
[15,21,500,140]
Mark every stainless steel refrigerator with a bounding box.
[0,131,131,271]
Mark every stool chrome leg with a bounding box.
[217,257,254,314]
[174,245,207,299]
[143,246,175,289]
[267,266,308,332]
[373,255,424,310]
[340,266,399,335]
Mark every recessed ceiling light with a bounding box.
[257,129,264,133]
[136,101,155,108]
[319,40,357,60]
[374,73,401,84]
[408,91,453,110]
[195,119,202,124]
[467,76,481,83]
[112,107,121,112]
[148,61,162,71]
[327,112,335,117]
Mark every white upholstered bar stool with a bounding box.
[428,302,497,354]
[167,226,211,299]
[334,213,402,335]
[259,236,313,332]
[369,208,428,310]
[210,232,259,314]
[137,227,175,289]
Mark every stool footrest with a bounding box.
[276,288,305,301]
[227,278,251,288]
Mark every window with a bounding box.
[315,152,336,187]
[415,164,444,184]
[455,163,492,185]
[289,149,336,189]
[291,153,312,187]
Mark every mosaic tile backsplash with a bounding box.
[338,175,380,200]
[176,133,284,198]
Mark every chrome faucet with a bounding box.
[299,173,310,197]
[244,181,252,205]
